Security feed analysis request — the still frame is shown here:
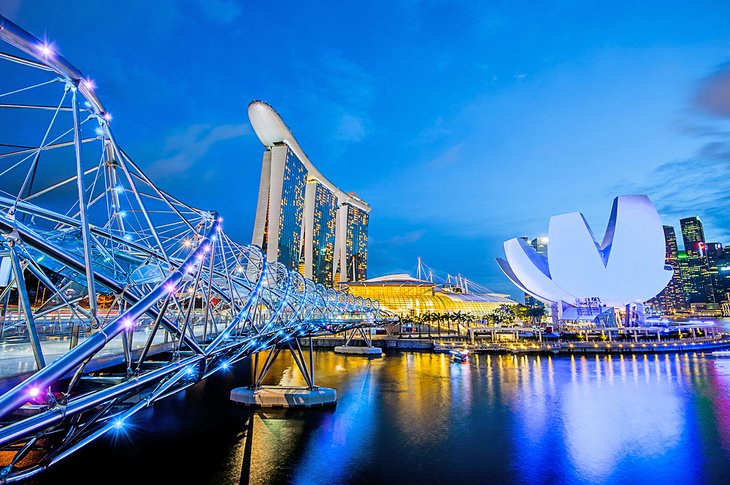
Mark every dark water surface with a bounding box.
[35,349,730,484]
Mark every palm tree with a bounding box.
[421,312,431,338]
[527,305,546,326]
[453,311,465,335]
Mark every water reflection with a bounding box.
[39,350,730,484]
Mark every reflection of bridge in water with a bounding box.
[0,15,383,481]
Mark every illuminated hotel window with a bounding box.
[312,183,337,285]
[346,205,369,281]
[277,148,307,270]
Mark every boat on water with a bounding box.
[450,349,469,363]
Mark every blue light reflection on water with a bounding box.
[39,347,730,484]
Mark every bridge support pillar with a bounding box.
[230,338,336,407]
[334,327,382,356]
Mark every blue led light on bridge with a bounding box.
[0,14,382,481]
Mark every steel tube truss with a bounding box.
[0,15,381,482]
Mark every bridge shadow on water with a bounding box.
[28,351,347,485]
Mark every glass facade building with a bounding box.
[706,242,727,304]
[346,204,369,281]
[274,148,307,270]
[345,274,515,318]
[680,217,714,304]
[311,182,337,285]
[649,225,687,313]
[249,101,370,287]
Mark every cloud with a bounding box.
[319,53,375,110]
[699,140,730,161]
[415,116,452,144]
[371,230,426,247]
[428,143,464,166]
[639,61,730,244]
[693,63,730,118]
[296,52,375,148]
[335,114,366,142]
[637,156,730,244]
[195,0,242,24]
[147,122,249,179]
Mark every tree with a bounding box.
[491,304,516,326]
[527,305,546,326]
[515,304,530,323]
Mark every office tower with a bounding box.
[706,242,727,303]
[680,217,714,303]
[650,225,687,313]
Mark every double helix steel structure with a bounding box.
[0,15,380,481]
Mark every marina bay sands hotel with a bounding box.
[248,101,370,285]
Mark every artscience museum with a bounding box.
[497,195,673,326]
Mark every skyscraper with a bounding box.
[680,217,714,304]
[341,201,369,282]
[305,180,337,285]
[249,101,370,285]
[650,225,687,313]
[706,242,726,304]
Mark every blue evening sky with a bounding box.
[3,1,730,298]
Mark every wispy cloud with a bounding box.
[335,114,366,142]
[693,63,730,118]
[371,230,426,247]
[147,122,249,179]
[415,116,452,144]
[636,60,730,243]
[428,143,464,167]
[633,154,730,244]
[297,52,375,148]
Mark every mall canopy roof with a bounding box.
[345,273,517,317]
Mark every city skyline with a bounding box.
[3,8,730,482]
[4,1,730,299]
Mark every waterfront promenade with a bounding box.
[311,332,730,355]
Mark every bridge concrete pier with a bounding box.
[333,328,383,357]
[334,345,382,356]
[230,386,336,407]
[231,337,337,407]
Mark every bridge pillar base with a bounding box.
[334,328,382,357]
[230,386,336,407]
[334,345,382,356]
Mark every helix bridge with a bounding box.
[0,15,381,481]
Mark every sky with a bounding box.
[2,0,730,299]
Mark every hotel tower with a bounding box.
[248,101,370,286]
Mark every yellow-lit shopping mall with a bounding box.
[342,274,516,317]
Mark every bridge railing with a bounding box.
[0,14,382,482]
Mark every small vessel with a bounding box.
[450,349,469,363]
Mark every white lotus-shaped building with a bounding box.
[497,195,673,312]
